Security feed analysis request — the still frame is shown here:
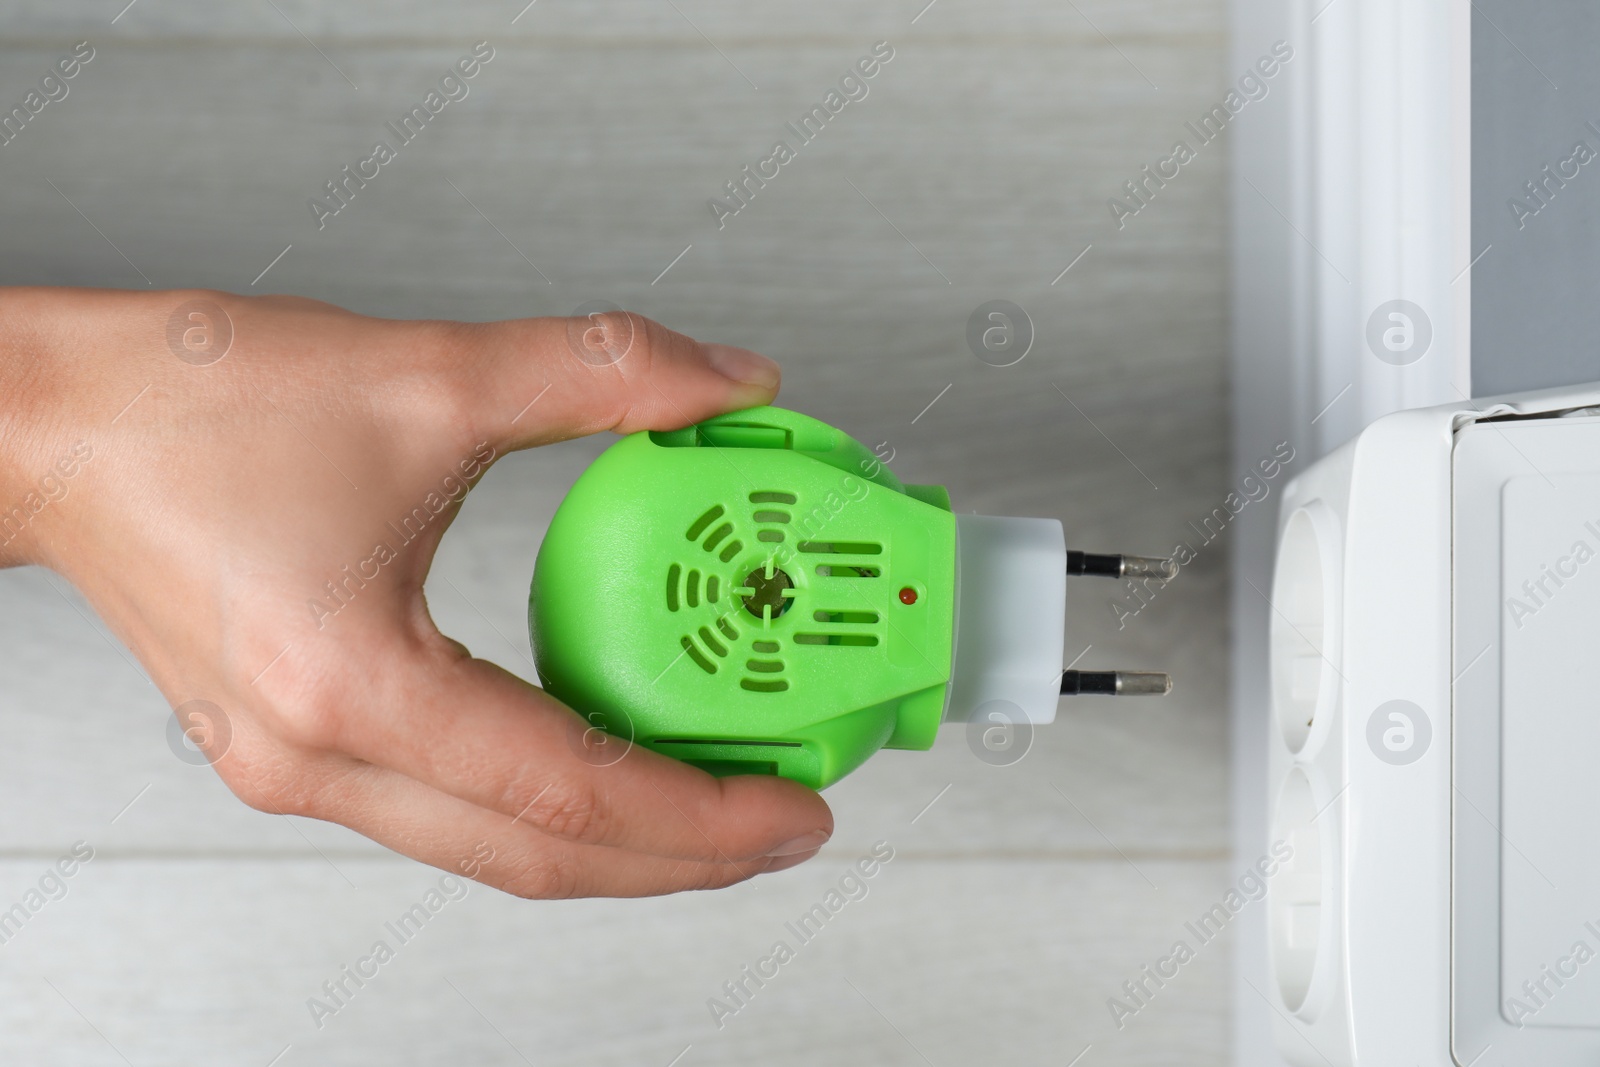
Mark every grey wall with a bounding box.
[1473,0,1600,396]
[0,3,1234,1064]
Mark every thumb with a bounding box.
[459,311,781,451]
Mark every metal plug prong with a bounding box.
[1060,670,1173,696]
[1066,551,1176,581]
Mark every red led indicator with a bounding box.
[898,587,918,605]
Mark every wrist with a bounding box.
[0,287,74,568]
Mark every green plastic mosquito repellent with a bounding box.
[529,406,1171,788]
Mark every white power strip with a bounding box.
[1264,381,1600,1066]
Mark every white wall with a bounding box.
[1229,1,1472,1062]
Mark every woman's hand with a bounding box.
[0,287,833,897]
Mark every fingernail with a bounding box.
[763,847,822,873]
[766,829,829,857]
[706,344,781,390]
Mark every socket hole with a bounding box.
[1268,767,1324,1015]
[1270,508,1335,753]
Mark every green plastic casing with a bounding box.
[528,406,956,789]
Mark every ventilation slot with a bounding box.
[686,505,725,541]
[752,510,791,524]
[685,758,778,776]
[654,738,801,749]
[719,539,743,563]
[706,575,720,603]
[717,616,739,641]
[814,610,879,624]
[752,640,780,653]
[666,564,681,611]
[749,491,798,505]
[681,635,716,674]
[746,658,784,674]
[699,625,728,657]
[816,564,881,578]
[740,678,790,693]
[758,530,785,543]
[794,633,880,647]
[703,522,733,551]
[686,569,700,608]
[797,541,881,555]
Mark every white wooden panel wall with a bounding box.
[0,2,1232,1063]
